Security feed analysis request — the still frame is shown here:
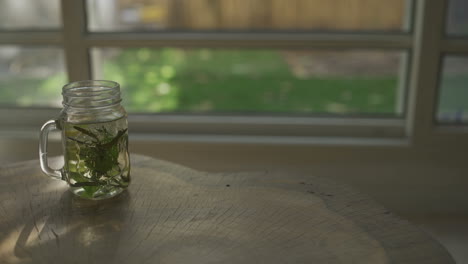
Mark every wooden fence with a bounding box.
[120,0,405,31]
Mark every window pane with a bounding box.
[437,56,468,124]
[87,0,408,32]
[92,48,404,115]
[0,0,61,30]
[446,0,468,36]
[0,46,66,107]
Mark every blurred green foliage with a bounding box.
[1,48,398,115]
[103,48,397,115]
[438,75,468,112]
[437,75,468,122]
[0,73,65,107]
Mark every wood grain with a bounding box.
[0,154,454,263]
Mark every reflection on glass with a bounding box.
[0,46,66,107]
[446,0,468,36]
[92,48,403,115]
[87,0,407,32]
[0,0,61,30]
[437,56,468,124]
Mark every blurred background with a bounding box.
[0,0,466,121]
[1,1,468,262]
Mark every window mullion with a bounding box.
[0,31,62,45]
[441,39,468,53]
[83,32,412,49]
[61,0,90,81]
[407,0,447,145]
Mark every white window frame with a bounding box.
[0,0,466,147]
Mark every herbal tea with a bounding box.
[63,117,130,199]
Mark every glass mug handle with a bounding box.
[39,120,62,180]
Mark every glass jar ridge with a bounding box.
[62,80,122,108]
[60,80,126,125]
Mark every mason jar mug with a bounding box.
[39,80,131,200]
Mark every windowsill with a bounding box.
[0,108,406,138]
[130,133,410,146]
[0,127,409,147]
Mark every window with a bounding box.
[0,0,61,30]
[0,0,65,108]
[437,56,468,124]
[0,46,66,107]
[87,0,409,32]
[92,48,405,115]
[0,0,467,144]
[446,0,468,36]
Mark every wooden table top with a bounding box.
[0,154,454,264]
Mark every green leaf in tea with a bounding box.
[64,120,130,198]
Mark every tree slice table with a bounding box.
[0,154,453,264]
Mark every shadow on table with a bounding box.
[13,190,131,263]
